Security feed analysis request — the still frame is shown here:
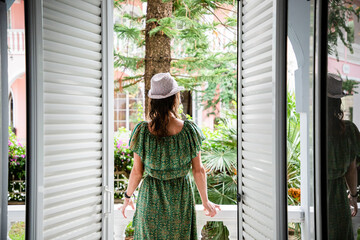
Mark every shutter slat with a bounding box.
[52,223,102,240]
[45,187,102,207]
[242,72,272,87]
[242,50,272,69]
[243,18,273,42]
[243,205,272,228]
[242,82,272,96]
[44,19,101,43]
[45,160,101,174]
[44,205,102,228]
[44,142,102,155]
[243,7,273,31]
[242,133,272,144]
[43,7,101,34]
[44,93,102,105]
[44,215,102,239]
[243,213,272,239]
[242,141,272,154]
[45,133,102,145]
[242,114,272,124]
[242,178,272,198]
[242,92,273,105]
[242,61,272,78]
[242,40,272,61]
[44,178,102,197]
[242,29,272,55]
[44,72,101,88]
[57,0,101,16]
[44,114,102,124]
[242,103,272,114]
[45,170,101,187]
[44,82,102,97]
[243,195,273,219]
[242,163,273,184]
[243,151,272,164]
[243,222,267,240]
[243,186,272,208]
[44,51,102,71]
[45,103,102,115]
[44,29,101,52]
[44,61,101,79]
[45,124,102,134]
[44,0,101,24]
[44,40,101,61]
[44,196,101,216]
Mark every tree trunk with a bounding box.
[144,0,172,119]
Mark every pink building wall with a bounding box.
[328,57,360,78]
[10,74,26,143]
[10,0,24,29]
[8,0,26,144]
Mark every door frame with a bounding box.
[0,0,9,238]
[314,0,329,238]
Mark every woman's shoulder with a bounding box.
[184,119,206,140]
[344,120,360,134]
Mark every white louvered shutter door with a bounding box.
[238,0,286,239]
[32,0,114,239]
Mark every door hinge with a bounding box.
[237,192,242,202]
[104,186,114,217]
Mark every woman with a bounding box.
[120,72,220,239]
[327,73,360,239]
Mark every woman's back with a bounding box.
[128,119,205,239]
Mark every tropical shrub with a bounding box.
[8,127,26,180]
[114,127,134,200]
[8,127,26,202]
[287,92,301,206]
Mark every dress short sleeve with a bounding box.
[185,120,206,159]
[128,121,146,159]
[348,121,360,159]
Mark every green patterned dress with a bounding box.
[128,119,206,240]
[328,120,360,239]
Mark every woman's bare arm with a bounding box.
[125,152,144,196]
[345,159,358,216]
[192,151,220,217]
[120,152,144,218]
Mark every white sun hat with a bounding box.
[327,73,345,98]
[148,72,184,99]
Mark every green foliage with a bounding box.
[126,221,135,237]
[191,109,237,205]
[202,221,230,240]
[342,75,360,95]
[114,128,134,200]
[8,127,26,202]
[114,135,134,174]
[114,0,237,114]
[287,92,301,206]
[8,127,26,180]
[8,222,25,240]
[328,0,360,58]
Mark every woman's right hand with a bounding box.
[202,200,221,217]
[349,194,358,217]
[119,198,135,218]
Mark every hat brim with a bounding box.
[148,86,185,99]
[327,92,346,98]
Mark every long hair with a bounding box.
[148,92,181,137]
[328,97,345,136]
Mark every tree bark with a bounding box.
[144,0,172,118]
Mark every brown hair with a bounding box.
[148,92,181,137]
[328,97,345,136]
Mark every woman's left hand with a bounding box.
[348,194,358,217]
[119,198,135,218]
